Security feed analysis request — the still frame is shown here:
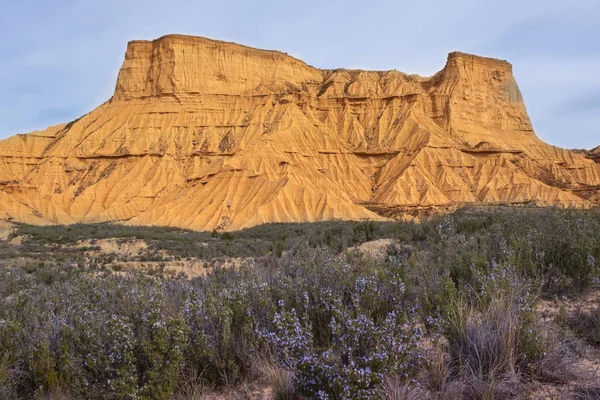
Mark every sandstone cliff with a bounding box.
[0,34,598,231]
[590,146,600,162]
[574,146,600,164]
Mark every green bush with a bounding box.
[1,208,600,398]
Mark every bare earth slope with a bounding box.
[1,34,599,231]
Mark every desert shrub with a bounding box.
[0,328,18,399]
[352,221,379,242]
[182,266,270,385]
[378,375,431,400]
[265,304,421,399]
[454,213,500,235]
[438,262,554,399]
[0,272,191,399]
[261,249,423,399]
[2,208,600,398]
[12,209,600,291]
[508,217,600,293]
[252,357,295,400]
[413,209,600,297]
[568,299,600,348]
[11,219,407,261]
[0,247,428,399]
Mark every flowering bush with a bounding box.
[0,209,599,398]
[263,253,423,399]
[0,273,191,399]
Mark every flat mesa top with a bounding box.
[125,34,309,65]
[124,33,511,75]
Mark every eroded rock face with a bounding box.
[590,147,600,163]
[0,34,599,231]
[574,146,600,165]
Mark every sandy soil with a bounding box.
[349,238,396,261]
[0,220,13,240]
[75,238,148,256]
[533,292,600,399]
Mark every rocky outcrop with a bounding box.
[0,220,13,240]
[574,146,600,164]
[0,34,599,231]
[590,146,600,163]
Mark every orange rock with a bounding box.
[589,146,600,163]
[0,34,598,231]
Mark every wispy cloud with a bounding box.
[558,91,600,115]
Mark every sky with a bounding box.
[0,0,599,149]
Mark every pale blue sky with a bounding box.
[1,0,598,148]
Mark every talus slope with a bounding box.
[0,35,598,231]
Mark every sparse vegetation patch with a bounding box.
[1,208,599,398]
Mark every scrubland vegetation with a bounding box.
[1,208,600,399]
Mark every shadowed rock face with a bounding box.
[0,34,599,231]
[573,146,600,164]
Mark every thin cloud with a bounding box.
[0,0,598,149]
[557,91,600,116]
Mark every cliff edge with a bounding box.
[0,35,598,231]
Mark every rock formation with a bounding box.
[589,146,600,163]
[0,34,599,231]
[574,146,600,164]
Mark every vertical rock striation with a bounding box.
[0,34,598,231]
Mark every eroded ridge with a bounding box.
[0,35,599,230]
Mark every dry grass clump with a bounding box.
[569,301,600,348]
[446,302,526,399]
[1,209,599,398]
[252,357,295,400]
[0,352,15,400]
